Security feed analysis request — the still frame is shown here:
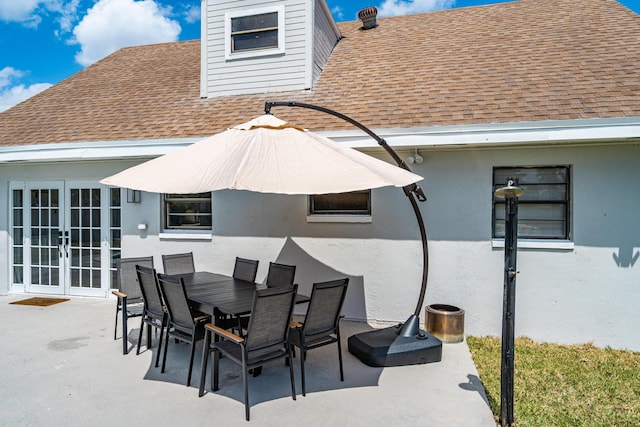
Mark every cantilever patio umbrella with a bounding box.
[101,114,421,194]
[102,103,439,367]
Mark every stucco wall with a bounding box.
[1,143,638,351]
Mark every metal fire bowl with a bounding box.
[426,304,465,343]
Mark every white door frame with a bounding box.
[10,180,117,297]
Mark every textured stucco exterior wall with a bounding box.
[1,142,638,350]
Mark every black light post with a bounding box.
[494,179,524,427]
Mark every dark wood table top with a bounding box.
[178,271,309,319]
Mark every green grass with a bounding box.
[467,336,640,426]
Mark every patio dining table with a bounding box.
[177,271,309,322]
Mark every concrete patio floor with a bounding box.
[0,295,496,426]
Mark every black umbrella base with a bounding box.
[348,323,443,367]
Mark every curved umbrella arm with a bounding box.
[265,101,429,318]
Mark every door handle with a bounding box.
[58,231,64,258]
[64,231,69,258]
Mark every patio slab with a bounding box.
[0,295,496,426]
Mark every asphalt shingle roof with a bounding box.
[1,0,639,146]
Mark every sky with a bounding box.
[1,0,639,112]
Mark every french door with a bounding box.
[10,181,122,297]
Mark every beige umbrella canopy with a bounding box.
[100,114,422,194]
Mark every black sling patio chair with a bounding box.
[232,257,259,282]
[158,273,211,387]
[135,265,167,367]
[112,256,154,355]
[162,252,195,275]
[237,261,297,336]
[199,285,298,421]
[289,278,349,396]
[265,262,296,288]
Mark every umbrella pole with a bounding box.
[265,101,429,335]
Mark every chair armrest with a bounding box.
[205,323,244,343]
[112,290,127,299]
[290,320,303,328]
[194,314,211,323]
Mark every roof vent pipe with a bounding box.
[358,6,378,30]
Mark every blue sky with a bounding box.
[1,0,639,112]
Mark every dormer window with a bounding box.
[225,5,285,60]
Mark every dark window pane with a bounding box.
[232,12,277,32]
[310,191,371,215]
[13,189,23,207]
[233,30,278,51]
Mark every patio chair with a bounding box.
[237,261,296,336]
[157,273,211,387]
[135,265,167,367]
[265,262,296,288]
[289,278,349,396]
[112,256,154,355]
[223,257,259,333]
[232,257,259,282]
[199,285,298,421]
[162,252,195,275]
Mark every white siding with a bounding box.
[202,0,310,97]
[312,0,340,84]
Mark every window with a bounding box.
[493,166,570,240]
[225,6,285,59]
[309,190,371,216]
[163,193,212,230]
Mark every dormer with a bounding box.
[200,0,341,98]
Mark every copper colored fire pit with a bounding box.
[426,304,465,343]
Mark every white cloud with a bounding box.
[0,66,52,112]
[0,0,41,22]
[182,4,200,24]
[376,0,455,17]
[331,6,344,20]
[72,0,181,66]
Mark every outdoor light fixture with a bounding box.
[127,189,141,203]
[407,149,423,165]
[265,101,442,367]
[494,178,524,427]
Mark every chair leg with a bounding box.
[199,330,211,397]
[243,362,250,421]
[114,301,120,340]
[212,349,220,392]
[337,331,344,382]
[288,345,297,400]
[161,328,170,373]
[155,321,165,368]
[187,340,197,387]
[147,320,152,350]
[122,298,128,355]
[299,346,306,397]
[136,317,145,355]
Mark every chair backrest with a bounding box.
[157,273,195,334]
[245,285,297,354]
[162,252,195,275]
[265,262,296,288]
[303,278,349,338]
[117,256,154,300]
[233,257,259,282]
[136,265,164,318]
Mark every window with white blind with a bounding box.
[493,166,570,240]
[225,6,285,59]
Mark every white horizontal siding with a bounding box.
[202,0,310,97]
[312,0,339,83]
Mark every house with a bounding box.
[1,0,639,351]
